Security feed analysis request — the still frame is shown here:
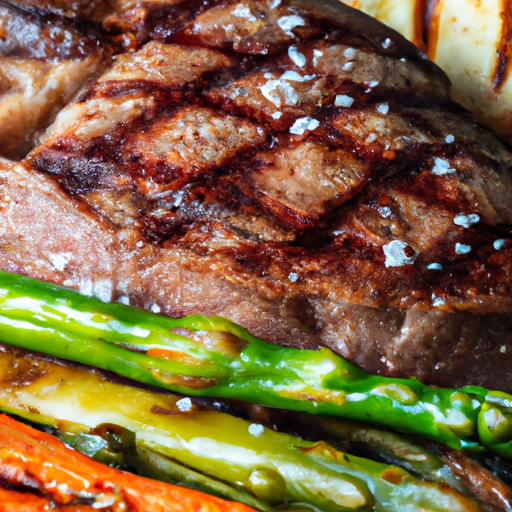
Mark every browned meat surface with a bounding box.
[0,0,511,392]
[0,1,114,159]
[0,161,117,298]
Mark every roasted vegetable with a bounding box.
[0,413,259,512]
[0,343,488,512]
[0,270,511,459]
[262,411,512,511]
[339,0,425,47]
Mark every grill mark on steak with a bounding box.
[26,0,512,310]
[0,0,510,391]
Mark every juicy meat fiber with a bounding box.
[2,0,512,391]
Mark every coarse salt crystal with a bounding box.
[377,103,389,115]
[494,239,506,250]
[382,38,391,48]
[432,294,445,307]
[313,49,323,66]
[93,279,114,303]
[445,134,455,143]
[427,263,443,270]
[343,47,356,59]
[49,252,72,271]
[431,157,456,175]
[288,272,298,282]
[259,78,298,107]
[277,15,305,36]
[231,4,256,21]
[150,303,161,313]
[271,111,282,119]
[342,61,354,71]
[334,94,354,108]
[173,191,185,207]
[270,0,281,7]
[383,240,417,267]
[248,423,265,436]
[289,116,319,135]
[288,46,306,67]
[176,397,193,412]
[280,70,315,82]
[455,243,471,255]
[378,206,391,218]
[453,213,480,228]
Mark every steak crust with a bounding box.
[2,0,512,391]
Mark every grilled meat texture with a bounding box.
[1,0,512,391]
[0,0,114,159]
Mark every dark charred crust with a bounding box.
[143,211,187,243]
[84,80,196,103]
[0,1,113,61]
[493,1,512,91]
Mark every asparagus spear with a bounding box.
[0,343,485,512]
[263,411,512,510]
[0,270,508,457]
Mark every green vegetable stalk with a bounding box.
[0,270,509,457]
[0,343,485,512]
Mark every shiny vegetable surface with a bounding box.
[0,413,257,512]
[0,270,510,457]
[0,343,486,512]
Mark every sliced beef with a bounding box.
[0,0,511,392]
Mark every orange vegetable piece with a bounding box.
[0,414,256,512]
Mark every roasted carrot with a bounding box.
[0,414,256,512]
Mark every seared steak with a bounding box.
[0,0,114,159]
[2,0,512,391]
